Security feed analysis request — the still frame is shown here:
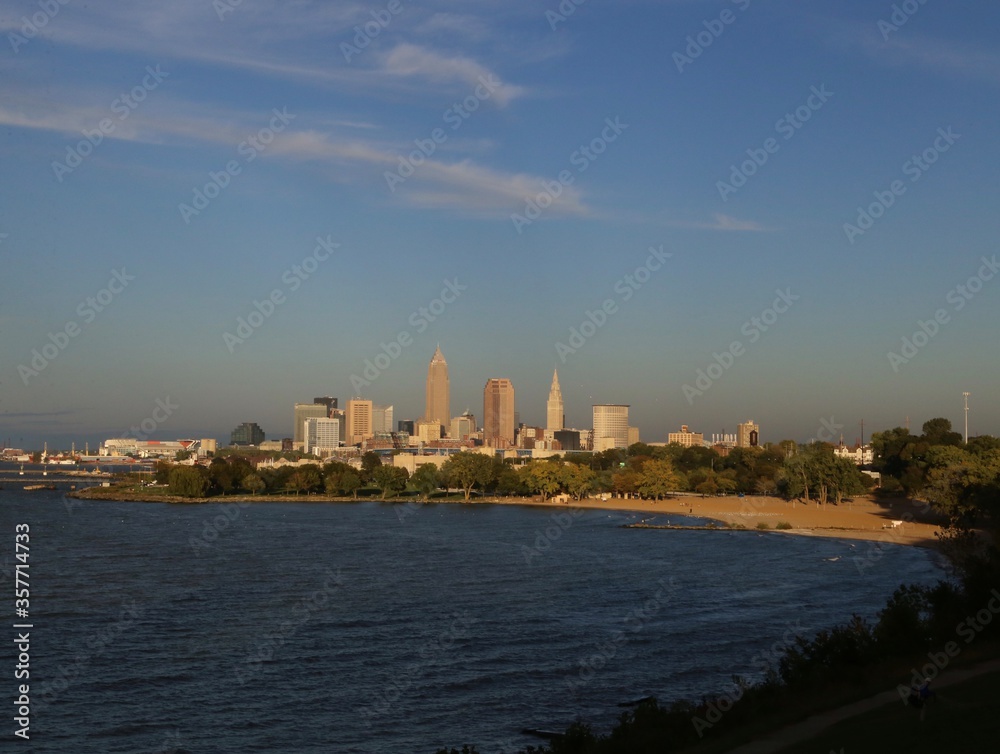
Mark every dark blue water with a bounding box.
[0,489,945,753]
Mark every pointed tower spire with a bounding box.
[546,368,565,431]
[424,345,450,435]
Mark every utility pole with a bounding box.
[963,392,970,444]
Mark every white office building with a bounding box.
[304,417,341,456]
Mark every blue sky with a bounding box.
[1,0,998,450]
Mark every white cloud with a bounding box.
[380,44,526,106]
[706,213,768,232]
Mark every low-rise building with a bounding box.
[834,443,874,465]
[668,425,704,447]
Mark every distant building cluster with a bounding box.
[84,346,899,465]
[99,438,213,458]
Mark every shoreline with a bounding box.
[70,487,944,551]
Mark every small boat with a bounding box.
[24,484,55,491]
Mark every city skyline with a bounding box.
[0,338,988,449]
[2,2,998,448]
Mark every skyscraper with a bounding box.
[304,417,340,455]
[230,422,265,446]
[345,399,374,445]
[737,420,760,448]
[483,378,515,447]
[424,345,450,436]
[593,404,630,449]
[450,412,476,441]
[546,368,564,431]
[373,404,394,434]
[293,403,329,444]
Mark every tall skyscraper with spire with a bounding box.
[424,345,450,436]
[546,369,564,431]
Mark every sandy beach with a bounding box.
[493,493,944,551]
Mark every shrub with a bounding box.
[775,521,793,530]
[756,522,770,530]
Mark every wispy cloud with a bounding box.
[831,22,1000,85]
[416,13,492,41]
[1,410,77,419]
[704,213,769,232]
[0,96,584,217]
[379,44,526,106]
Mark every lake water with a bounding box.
[0,488,946,753]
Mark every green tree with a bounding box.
[695,479,718,497]
[289,466,321,495]
[967,434,1000,456]
[410,463,440,500]
[441,452,495,501]
[637,458,681,500]
[243,473,265,496]
[612,468,640,497]
[922,417,963,447]
[208,457,239,495]
[519,460,565,501]
[168,465,210,497]
[360,451,382,484]
[564,463,597,500]
[493,463,525,497]
[677,445,720,473]
[627,442,655,457]
[373,465,409,500]
[154,460,172,485]
[340,470,362,499]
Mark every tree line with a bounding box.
[154,438,878,504]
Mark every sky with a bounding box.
[1,0,998,450]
